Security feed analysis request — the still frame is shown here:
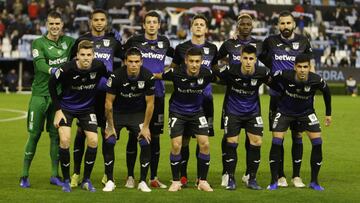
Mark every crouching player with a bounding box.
[49,40,108,192]
[267,54,331,191]
[103,47,155,192]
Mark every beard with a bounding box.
[280,28,293,38]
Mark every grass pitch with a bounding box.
[0,93,359,202]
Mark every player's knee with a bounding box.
[198,140,210,153]
[87,135,98,148]
[250,137,262,146]
[226,136,238,144]
[29,132,42,143]
[171,141,182,153]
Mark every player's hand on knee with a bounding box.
[105,125,116,139]
[54,110,66,128]
[138,127,151,144]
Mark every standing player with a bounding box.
[49,40,108,192]
[20,11,75,188]
[267,54,331,191]
[104,48,155,192]
[122,10,174,189]
[170,14,218,186]
[217,14,262,186]
[258,10,314,188]
[155,47,214,192]
[216,45,268,190]
[69,9,122,188]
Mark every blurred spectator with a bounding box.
[22,70,32,90]
[6,68,18,92]
[324,52,337,67]
[0,69,4,92]
[345,76,357,96]
[350,47,358,67]
[339,57,350,68]
[166,7,185,35]
[0,19,5,40]
[12,0,24,16]
[10,29,19,51]
[28,0,40,20]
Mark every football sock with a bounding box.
[196,144,200,178]
[248,144,261,180]
[278,139,285,178]
[225,142,238,178]
[198,153,210,180]
[180,145,189,178]
[270,137,283,184]
[59,147,70,180]
[22,132,41,177]
[150,135,160,179]
[73,129,86,175]
[245,133,250,175]
[83,146,97,180]
[310,137,323,184]
[103,136,116,181]
[221,137,227,175]
[170,153,181,181]
[49,132,60,177]
[139,139,151,182]
[292,135,303,178]
[126,132,138,177]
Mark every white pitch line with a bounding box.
[0,108,27,122]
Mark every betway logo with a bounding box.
[95,52,111,60]
[274,54,295,61]
[232,54,241,61]
[202,60,211,66]
[49,57,67,65]
[142,52,165,60]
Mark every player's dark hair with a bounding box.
[241,45,256,55]
[295,54,311,64]
[125,47,142,59]
[144,10,161,23]
[191,14,208,28]
[185,47,203,58]
[90,9,108,19]
[77,40,94,52]
[279,10,295,20]
[47,11,62,20]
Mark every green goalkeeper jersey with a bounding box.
[31,34,75,96]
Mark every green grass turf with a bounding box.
[0,93,359,202]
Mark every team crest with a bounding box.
[106,77,112,87]
[251,79,258,86]
[197,78,204,85]
[157,41,163,48]
[138,81,145,89]
[304,86,311,92]
[90,72,97,79]
[103,39,110,47]
[292,42,299,50]
[203,47,209,55]
[61,42,68,50]
[32,49,39,58]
